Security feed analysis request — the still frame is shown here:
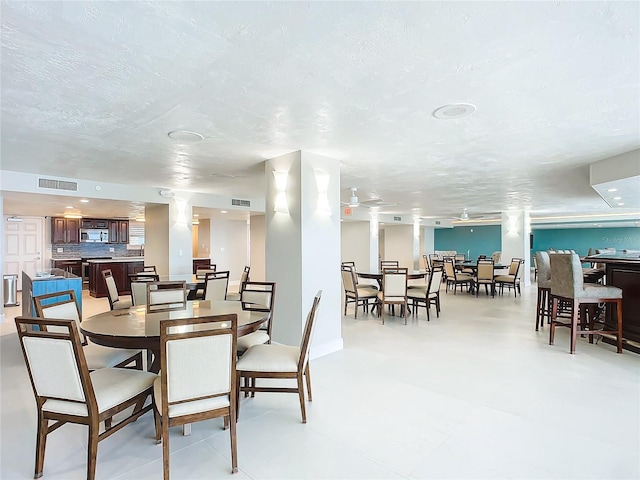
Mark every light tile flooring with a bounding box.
[1,281,639,479]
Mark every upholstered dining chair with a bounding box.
[129,273,160,306]
[146,281,187,313]
[535,251,552,331]
[473,259,495,297]
[494,258,524,297]
[236,291,322,423]
[34,290,143,370]
[341,265,378,319]
[203,271,230,301]
[134,265,157,274]
[341,261,378,292]
[422,254,431,274]
[15,316,156,480]
[101,269,131,310]
[549,253,623,354]
[154,314,238,478]
[378,268,408,324]
[237,281,276,355]
[443,259,473,294]
[380,260,399,270]
[195,265,217,279]
[407,266,443,321]
[226,265,251,301]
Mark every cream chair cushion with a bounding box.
[236,344,299,373]
[153,378,230,417]
[237,330,270,353]
[494,274,515,283]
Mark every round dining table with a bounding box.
[81,300,268,373]
[357,270,429,289]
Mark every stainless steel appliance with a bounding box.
[81,257,112,284]
[80,229,109,243]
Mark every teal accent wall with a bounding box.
[434,225,501,260]
[531,227,640,256]
[434,225,640,260]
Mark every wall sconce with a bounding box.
[314,169,331,216]
[273,170,289,214]
[175,198,188,226]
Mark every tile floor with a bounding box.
[1,280,639,479]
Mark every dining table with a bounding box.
[80,300,268,373]
[357,270,429,289]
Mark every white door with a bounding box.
[3,217,45,290]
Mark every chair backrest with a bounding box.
[101,269,120,309]
[382,268,408,297]
[147,281,187,313]
[195,265,217,279]
[428,266,444,295]
[239,265,251,291]
[477,255,487,260]
[130,281,149,306]
[15,316,95,416]
[508,258,522,275]
[341,261,356,269]
[341,265,357,294]
[422,254,430,271]
[298,291,322,373]
[443,258,456,278]
[158,314,237,420]
[34,290,81,334]
[134,265,157,274]
[535,251,551,288]
[241,281,276,337]
[130,272,159,283]
[380,260,400,270]
[455,254,466,262]
[549,253,584,299]
[514,259,525,280]
[476,260,494,281]
[204,271,230,301]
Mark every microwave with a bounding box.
[80,229,109,243]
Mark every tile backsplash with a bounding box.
[51,243,143,259]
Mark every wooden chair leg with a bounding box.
[297,373,307,423]
[305,363,313,401]
[162,415,171,480]
[550,297,557,345]
[87,421,99,480]
[570,301,579,354]
[535,288,543,331]
[229,405,238,474]
[616,299,623,354]
[34,411,47,478]
[153,406,162,444]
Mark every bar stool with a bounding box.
[534,251,551,331]
[549,253,623,354]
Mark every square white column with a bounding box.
[501,210,531,286]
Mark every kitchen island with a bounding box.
[585,252,640,353]
[88,257,144,298]
[22,269,82,317]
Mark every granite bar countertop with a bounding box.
[86,257,145,263]
[27,268,81,280]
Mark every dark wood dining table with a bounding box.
[357,270,428,289]
[81,300,267,373]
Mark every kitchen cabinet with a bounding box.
[109,220,129,244]
[193,258,212,273]
[51,217,80,244]
[51,259,82,277]
[88,259,143,298]
[80,218,109,229]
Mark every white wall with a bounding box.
[210,218,249,283]
[421,226,435,267]
[196,219,211,258]
[249,214,265,282]
[382,225,413,269]
[340,221,370,271]
[145,204,170,275]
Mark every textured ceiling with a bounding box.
[1,1,639,220]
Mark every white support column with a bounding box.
[368,213,379,272]
[501,210,531,286]
[412,216,421,270]
[265,151,342,359]
[145,198,193,276]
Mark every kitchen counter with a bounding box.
[87,256,144,263]
[22,269,82,317]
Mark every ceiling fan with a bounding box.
[342,188,398,209]
[451,208,501,221]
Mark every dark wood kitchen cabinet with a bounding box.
[51,217,80,244]
[88,260,143,298]
[51,259,82,277]
[109,220,129,244]
[80,218,109,229]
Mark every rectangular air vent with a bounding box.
[435,220,441,225]
[38,178,78,191]
[231,199,251,207]
[393,216,402,222]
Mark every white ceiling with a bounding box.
[1,1,639,222]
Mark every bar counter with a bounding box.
[585,253,640,352]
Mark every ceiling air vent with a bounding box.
[38,178,78,191]
[435,220,441,225]
[231,199,251,207]
[393,216,402,222]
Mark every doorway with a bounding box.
[3,216,45,290]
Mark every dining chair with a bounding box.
[549,253,623,354]
[341,261,378,291]
[473,259,495,297]
[203,270,230,301]
[237,281,276,355]
[377,268,408,325]
[494,258,524,297]
[146,281,187,313]
[34,290,143,370]
[129,273,160,306]
[422,254,431,274]
[154,314,238,478]
[455,253,466,263]
[340,265,378,319]
[380,260,399,270]
[14,316,156,480]
[195,265,217,279]
[101,269,131,310]
[407,266,443,321]
[443,259,473,294]
[535,251,552,331]
[134,265,157,274]
[226,265,251,301]
[236,291,322,423]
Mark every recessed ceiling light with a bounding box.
[613,197,622,200]
[193,214,200,217]
[65,205,73,209]
[607,188,618,192]
[80,199,89,203]
[618,203,625,206]
[211,173,235,178]
[221,210,228,214]
[168,130,204,143]
[433,103,476,120]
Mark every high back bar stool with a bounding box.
[535,251,551,331]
